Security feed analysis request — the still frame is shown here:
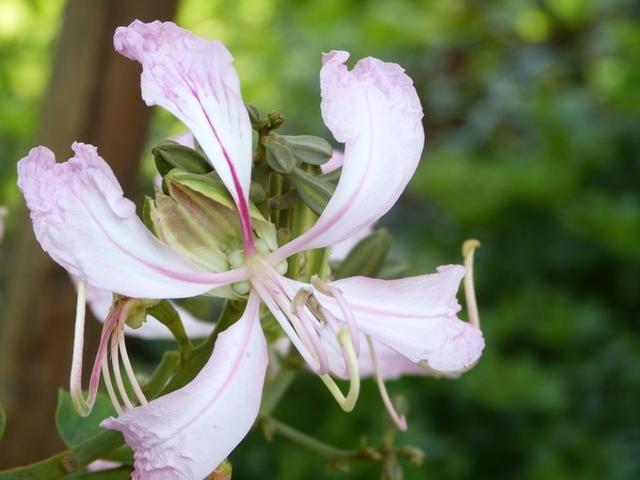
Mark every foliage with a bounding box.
[0,0,638,478]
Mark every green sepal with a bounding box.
[277,134,333,166]
[150,179,234,275]
[289,166,335,215]
[334,229,393,279]
[152,140,212,177]
[321,167,341,185]
[262,135,296,174]
[164,170,267,223]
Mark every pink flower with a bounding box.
[17,20,484,479]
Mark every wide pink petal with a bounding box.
[114,21,254,236]
[102,291,267,479]
[272,51,424,261]
[329,266,484,375]
[356,337,429,380]
[281,265,483,376]
[17,143,246,299]
[80,280,213,339]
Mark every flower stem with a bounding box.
[147,300,192,355]
[0,430,124,480]
[261,416,358,460]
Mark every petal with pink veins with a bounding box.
[17,143,247,299]
[102,291,267,480]
[272,50,424,261]
[280,265,483,376]
[114,21,254,241]
[328,265,484,375]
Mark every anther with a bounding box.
[311,275,360,356]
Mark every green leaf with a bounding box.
[334,229,393,279]
[56,390,116,448]
[262,135,296,174]
[152,140,212,177]
[0,401,5,441]
[289,167,335,215]
[55,390,133,465]
[277,134,333,165]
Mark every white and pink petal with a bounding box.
[102,291,267,479]
[114,21,253,233]
[17,143,246,299]
[273,50,424,261]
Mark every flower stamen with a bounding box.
[462,239,481,328]
[118,332,148,406]
[366,335,407,431]
[312,275,360,355]
[101,355,124,416]
[70,281,119,417]
[110,326,134,410]
[319,327,360,412]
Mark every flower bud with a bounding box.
[276,134,333,166]
[245,103,260,127]
[289,166,334,215]
[152,140,211,177]
[262,135,296,174]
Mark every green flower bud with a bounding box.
[262,135,296,174]
[276,134,333,166]
[152,140,212,177]
[245,103,261,127]
[289,166,335,215]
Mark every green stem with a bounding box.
[261,416,358,460]
[163,299,246,393]
[144,350,181,398]
[147,300,192,355]
[0,431,124,480]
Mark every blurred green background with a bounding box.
[1,0,639,478]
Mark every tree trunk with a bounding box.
[0,0,178,466]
